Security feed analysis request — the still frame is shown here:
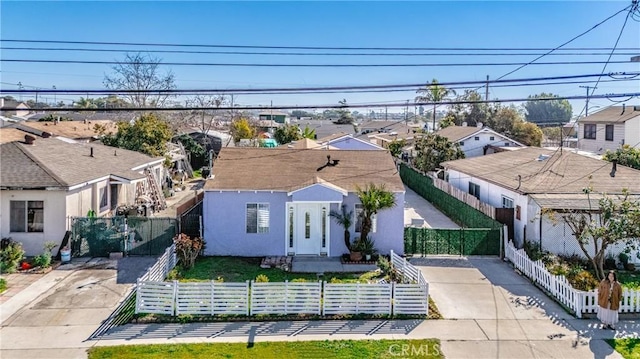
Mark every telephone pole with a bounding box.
[485,75,489,101]
[579,85,594,116]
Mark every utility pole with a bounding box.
[485,75,489,101]
[405,100,409,125]
[579,85,594,116]
[52,85,56,106]
[231,94,235,121]
[385,106,388,121]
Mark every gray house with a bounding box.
[203,148,405,257]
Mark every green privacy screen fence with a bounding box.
[399,164,501,229]
[404,227,501,256]
[71,217,178,257]
[400,164,502,255]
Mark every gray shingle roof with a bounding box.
[1,138,163,189]
[577,106,640,124]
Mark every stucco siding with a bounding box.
[578,123,625,153]
[625,116,640,148]
[1,190,68,256]
[329,137,381,150]
[458,131,521,158]
[291,184,345,202]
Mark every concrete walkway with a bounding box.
[404,185,459,229]
[414,256,635,358]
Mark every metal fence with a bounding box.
[71,216,178,257]
[404,227,501,256]
[399,164,502,229]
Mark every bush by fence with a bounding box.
[399,164,501,229]
[505,241,640,318]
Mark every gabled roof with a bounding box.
[17,120,116,139]
[205,148,404,192]
[436,126,484,142]
[317,132,349,143]
[442,147,640,195]
[280,138,337,149]
[322,134,384,149]
[1,138,163,189]
[577,106,640,124]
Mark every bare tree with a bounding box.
[103,53,176,108]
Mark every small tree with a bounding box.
[603,145,640,170]
[230,118,256,143]
[99,112,173,157]
[274,124,302,145]
[413,133,465,172]
[387,139,406,158]
[173,233,204,270]
[355,183,396,245]
[548,188,640,280]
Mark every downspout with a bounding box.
[539,210,543,253]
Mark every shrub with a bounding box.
[523,240,544,261]
[569,270,599,291]
[173,233,204,270]
[33,253,51,268]
[0,240,25,274]
[377,255,392,275]
[548,262,570,277]
[0,278,6,293]
[255,274,269,283]
[619,252,630,266]
[604,254,617,270]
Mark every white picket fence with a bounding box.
[138,244,177,282]
[136,250,429,316]
[505,241,640,318]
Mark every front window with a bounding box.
[605,124,614,141]
[246,203,269,234]
[99,186,109,212]
[502,196,514,208]
[584,124,596,140]
[10,200,44,232]
[355,204,377,233]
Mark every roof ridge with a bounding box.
[15,142,68,187]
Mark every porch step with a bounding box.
[260,256,292,270]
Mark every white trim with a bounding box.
[67,175,110,191]
[455,127,526,148]
[131,160,164,171]
[287,181,348,197]
[325,134,385,150]
[286,202,331,256]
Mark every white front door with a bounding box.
[295,203,322,255]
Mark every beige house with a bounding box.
[577,105,640,154]
[0,98,30,118]
[0,138,164,255]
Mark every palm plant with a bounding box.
[356,183,396,244]
[329,205,354,251]
[415,79,456,132]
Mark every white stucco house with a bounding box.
[0,137,164,255]
[577,105,640,154]
[442,147,640,259]
[436,125,525,158]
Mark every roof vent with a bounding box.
[42,132,52,138]
[537,154,551,161]
[90,147,94,157]
[24,134,36,145]
[621,104,626,115]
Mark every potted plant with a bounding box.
[359,236,377,261]
[329,205,362,260]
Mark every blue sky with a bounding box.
[1,1,639,115]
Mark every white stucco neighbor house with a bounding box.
[203,148,405,257]
[316,133,384,150]
[0,137,164,255]
[577,105,640,154]
[442,147,640,259]
[436,125,526,158]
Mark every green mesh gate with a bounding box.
[404,227,501,256]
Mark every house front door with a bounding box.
[295,203,322,255]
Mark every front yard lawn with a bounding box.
[88,339,443,359]
[606,338,640,359]
[168,256,382,283]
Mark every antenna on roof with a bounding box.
[610,160,617,178]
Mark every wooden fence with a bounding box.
[135,250,429,316]
[432,176,496,219]
[505,241,640,318]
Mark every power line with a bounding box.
[6,92,639,112]
[3,39,639,51]
[2,46,638,57]
[1,58,634,67]
[3,72,638,94]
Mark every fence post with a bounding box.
[285,280,289,315]
[322,281,326,316]
[575,291,582,318]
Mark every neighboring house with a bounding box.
[293,120,357,139]
[255,120,281,135]
[0,137,165,255]
[13,119,116,143]
[203,148,405,257]
[316,133,383,150]
[367,130,420,150]
[259,111,289,124]
[0,128,32,144]
[280,138,337,150]
[0,98,30,118]
[357,120,420,136]
[436,125,525,158]
[577,105,640,154]
[442,147,640,258]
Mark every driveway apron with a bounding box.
[415,256,633,359]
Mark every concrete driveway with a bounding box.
[0,257,156,359]
[404,185,459,229]
[414,256,634,359]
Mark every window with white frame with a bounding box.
[246,203,269,233]
[468,182,480,199]
[10,200,44,232]
[355,204,376,233]
[501,196,514,208]
[99,186,109,212]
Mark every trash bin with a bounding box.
[61,248,71,263]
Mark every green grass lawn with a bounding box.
[169,256,382,283]
[88,339,443,359]
[606,338,640,359]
